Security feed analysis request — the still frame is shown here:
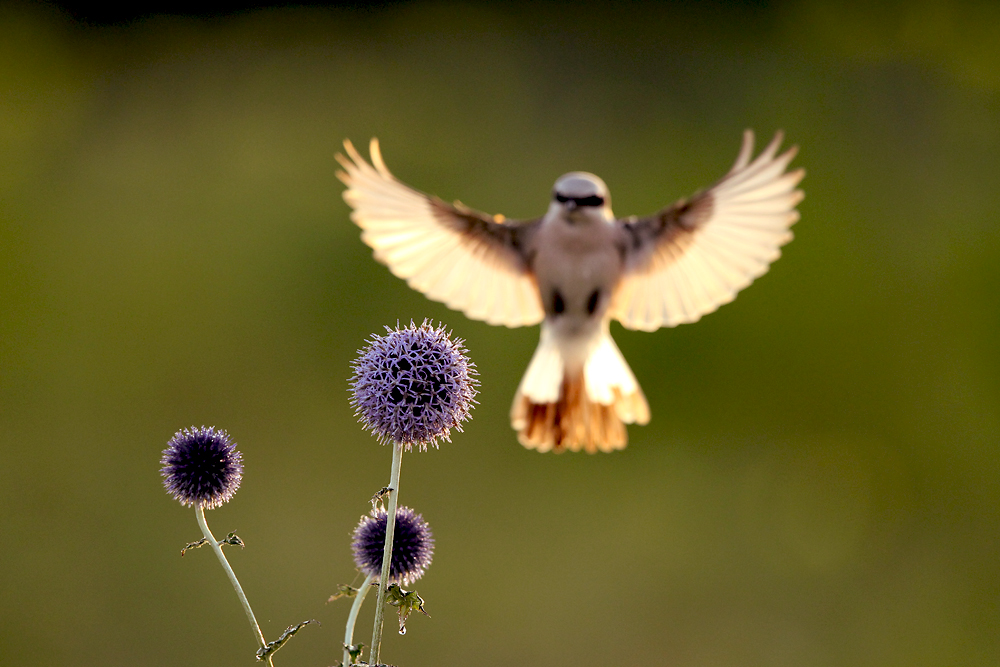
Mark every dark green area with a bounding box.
[1,1,999,665]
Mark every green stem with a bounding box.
[369,442,403,665]
[195,503,273,667]
[343,573,375,666]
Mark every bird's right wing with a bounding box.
[610,130,804,331]
[337,139,545,328]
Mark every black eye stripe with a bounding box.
[554,193,605,207]
[575,195,605,207]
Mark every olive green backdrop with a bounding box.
[2,1,999,665]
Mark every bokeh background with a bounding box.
[2,1,999,665]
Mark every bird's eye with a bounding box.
[555,193,571,204]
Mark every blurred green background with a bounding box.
[2,1,999,665]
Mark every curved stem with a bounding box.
[369,442,403,665]
[343,573,375,666]
[195,504,273,666]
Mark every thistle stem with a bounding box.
[343,573,375,666]
[195,503,273,666]
[369,442,403,665]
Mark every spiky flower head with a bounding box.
[350,320,477,450]
[352,506,434,586]
[160,426,243,509]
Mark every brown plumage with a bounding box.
[512,374,632,453]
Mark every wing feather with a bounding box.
[611,130,804,331]
[338,139,544,328]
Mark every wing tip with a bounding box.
[731,129,756,172]
[341,138,364,164]
[369,138,390,175]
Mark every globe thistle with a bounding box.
[350,320,477,450]
[352,506,434,586]
[160,426,243,509]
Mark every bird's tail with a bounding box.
[510,326,650,453]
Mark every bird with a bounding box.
[336,131,804,454]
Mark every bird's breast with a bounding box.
[531,220,622,349]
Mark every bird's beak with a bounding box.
[564,200,577,212]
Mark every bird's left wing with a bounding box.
[610,130,804,331]
[337,139,545,328]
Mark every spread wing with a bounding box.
[337,139,545,328]
[610,130,804,331]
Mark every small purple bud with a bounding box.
[352,506,434,586]
[160,426,243,509]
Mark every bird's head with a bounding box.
[549,172,613,224]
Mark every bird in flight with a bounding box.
[337,131,803,454]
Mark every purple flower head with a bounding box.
[350,320,477,450]
[160,426,243,509]
[352,506,434,586]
